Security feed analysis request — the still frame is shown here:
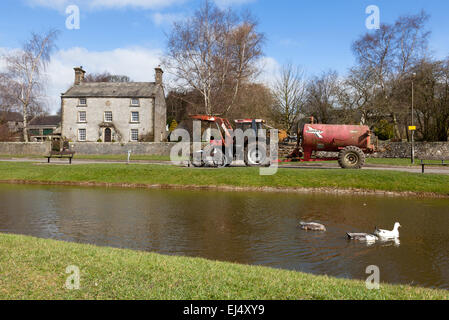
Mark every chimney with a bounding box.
[155,67,163,85]
[74,66,86,85]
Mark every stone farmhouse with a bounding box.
[61,67,167,143]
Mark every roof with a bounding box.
[0,111,23,122]
[62,82,158,98]
[29,115,61,126]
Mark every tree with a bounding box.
[84,72,132,83]
[350,11,430,139]
[0,30,58,141]
[305,71,340,124]
[164,0,264,116]
[271,63,307,131]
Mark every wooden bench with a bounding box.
[47,151,75,164]
[419,158,449,173]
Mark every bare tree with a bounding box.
[351,11,430,139]
[84,72,132,83]
[305,71,340,124]
[271,63,307,131]
[1,30,58,141]
[164,0,264,115]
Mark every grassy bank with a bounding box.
[0,161,449,195]
[0,233,446,299]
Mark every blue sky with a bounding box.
[1,0,448,113]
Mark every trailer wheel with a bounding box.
[244,143,268,167]
[338,146,365,169]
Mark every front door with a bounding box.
[104,128,112,142]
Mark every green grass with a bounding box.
[0,233,447,300]
[0,161,449,195]
[366,158,446,166]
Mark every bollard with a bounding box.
[127,150,132,164]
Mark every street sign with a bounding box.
[408,126,416,131]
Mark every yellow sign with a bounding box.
[408,126,416,131]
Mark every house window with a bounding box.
[131,98,140,106]
[78,128,86,141]
[131,111,139,123]
[104,111,113,122]
[79,98,87,106]
[78,111,86,123]
[130,129,139,142]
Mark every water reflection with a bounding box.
[0,183,448,290]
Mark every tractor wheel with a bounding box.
[212,149,231,168]
[338,146,365,169]
[190,151,205,167]
[244,143,268,167]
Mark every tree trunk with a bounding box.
[22,104,29,142]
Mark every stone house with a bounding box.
[0,111,23,132]
[61,67,167,143]
[28,115,61,142]
[0,111,24,141]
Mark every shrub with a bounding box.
[374,120,395,141]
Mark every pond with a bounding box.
[0,183,448,289]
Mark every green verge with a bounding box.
[0,233,447,300]
[365,158,446,166]
[0,161,449,195]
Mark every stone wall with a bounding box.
[371,141,449,159]
[0,142,51,155]
[68,142,175,156]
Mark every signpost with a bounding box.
[410,73,416,164]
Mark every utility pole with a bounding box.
[411,73,416,164]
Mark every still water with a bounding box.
[1,183,449,289]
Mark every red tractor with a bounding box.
[189,115,234,167]
[188,115,271,167]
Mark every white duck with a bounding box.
[346,233,378,242]
[374,222,401,239]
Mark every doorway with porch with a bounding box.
[104,128,112,142]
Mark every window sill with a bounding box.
[130,105,140,107]
[77,105,87,107]
[77,122,87,124]
[129,122,140,124]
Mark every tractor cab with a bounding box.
[234,119,266,134]
[189,115,234,147]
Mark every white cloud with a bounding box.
[25,0,186,11]
[26,0,255,11]
[254,56,280,86]
[213,0,256,8]
[1,46,164,113]
[150,12,185,26]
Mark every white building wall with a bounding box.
[61,97,154,142]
